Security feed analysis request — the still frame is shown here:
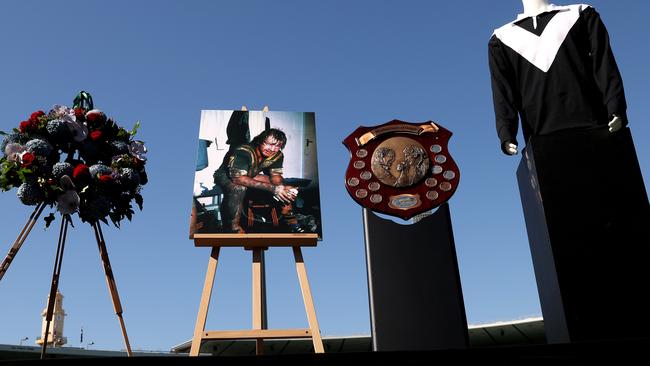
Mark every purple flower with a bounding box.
[49,105,88,141]
[50,105,76,123]
[4,143,25,162]
[128,140,147,161]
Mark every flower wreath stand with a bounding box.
[0,210,133,358]
[0,92,148,358]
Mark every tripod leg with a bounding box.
[0,202,45,282]
[41,214,70,359]
[92,222,133,357]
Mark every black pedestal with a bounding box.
[517,126,650,343]
[362,204,469,351]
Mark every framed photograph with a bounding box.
[190,110,322,240]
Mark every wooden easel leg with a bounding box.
[190,247,221,356]
[41,214,70,360]
[252,248,265,355]
[292,247,325,353]
[92,223,133,357]
[0,202,45,282]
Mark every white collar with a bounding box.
[494,4,591,72]
[515,3,569,21]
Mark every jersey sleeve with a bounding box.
[584,7,627,120]
[488,34,521,154]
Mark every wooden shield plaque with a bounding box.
[343,120,460,220]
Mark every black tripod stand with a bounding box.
[0,205,133,359]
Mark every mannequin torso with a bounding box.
[489,2,626,156]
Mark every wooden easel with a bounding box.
[0,205,133,359]
[189,233,324,356]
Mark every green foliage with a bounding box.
[110,154,138,170]
[16,167,32,182]
[129,121,140,137]
[1,159,20,191]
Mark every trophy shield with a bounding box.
[343,120,460,220]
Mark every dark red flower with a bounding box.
[99,174,114,183]
[90,130,103,141]
[86,110,106,125]
[21,152,35,167]
[29,110,45,122]
[74,108,85,119]
[19,120,31,133]
[73,164,90,179]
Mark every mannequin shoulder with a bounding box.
[492,21,517,41]
[571,4,602,23]
[488,33,503,49]
[565,4,593,14]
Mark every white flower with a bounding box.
[63,119,88,142]
[4,142,24,157]
[51,104,70,116]
[60,113,76,124]
[5,143,25,163]
[129,140,147,161]
[52,105,75,120]
[57,190,80,214]
[56,176,80,214]
[50,104,78,125]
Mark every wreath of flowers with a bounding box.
[0,91,148,227]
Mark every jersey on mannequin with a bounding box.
[489,1,627,156]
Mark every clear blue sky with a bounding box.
[1,0,648,352]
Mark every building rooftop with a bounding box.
[1,317,545,360]
[170,317,545,356]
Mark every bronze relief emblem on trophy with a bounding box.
[343,120,460,220]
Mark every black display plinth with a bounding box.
[362,204,468,351]
[517,126,650,343]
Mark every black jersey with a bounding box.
[488,4,626,154]
[222,143,284,178]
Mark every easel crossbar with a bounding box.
[193,233,318,247]
[202,329,312,340]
